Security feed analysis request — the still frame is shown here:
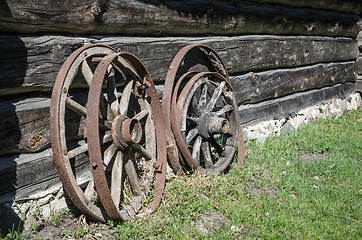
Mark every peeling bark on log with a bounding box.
[239,83,356,125]
[0,1,359,37]
[0,35,358,96]
[232,61,357,104]
[0,149,90,204]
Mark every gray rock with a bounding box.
[280,122,295,134]
[193,211,228,235]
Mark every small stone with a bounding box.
[193,211,228,234]
[230,226,239,232]
[265,212,270,216]
[313,176,320,180]
[95,233,103,238]
[280,122,295,134]
[282,171,287,175]
[286,161,290,166]
[313,184,319,189]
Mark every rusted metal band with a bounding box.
[50,44,117,223]
[116,52,168,211]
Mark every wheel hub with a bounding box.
[197,112,229,139]
[111,115,143,150]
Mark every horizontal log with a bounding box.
[356,76,362,92]
[232,61,357,104]
[0,1,359,37]
[0,35,358,96]
[0,148,91,204]
[357,56,362,74]
[0,96,87,156]
[239,83,356,125]
[244,0,362,14]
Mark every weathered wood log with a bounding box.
[243,0,362,14]
[0,35,358,96]
[356,76,362,92]
[0,1,359,37]
[357,55,362,74]
[232,61,357,104]
[0,96,87,156]
[0,148,90,204]
[239,83,356,125]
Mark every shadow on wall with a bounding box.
[0,34,27,235]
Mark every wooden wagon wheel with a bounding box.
[163,44,244,174]
[86,52,167,221]
[50,44,119,222]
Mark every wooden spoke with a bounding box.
[201,142,213,168]
[191,95,202,116]
[111,151,124,207]
[67,143,88,159]
[186,128,199,145]
[84,178,96,201]
[66,96,110,130]
[100,132,113,145]
[124,154,142,197]
[204,81,226,113]
[131,143,153,161]
[209,136,224,156]
[81,59,94,86]
[198,83,208,110]
[134,109,149,121]
[192,136,203,165]
[186,116,199,125]
[119,80,134,116]
[107,73,120,116]
[215,104,233,116]
[66,97,86,117]
[103,143,118,167]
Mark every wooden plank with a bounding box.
[239,83,356,125]
[0,35,358,96]
[232,61,357,104]
[356,76,362,92]
[357,56,362,74]
[244,0,362,14]
[0,1,359,37]
[0,148,90,204]
[0,95,87,156]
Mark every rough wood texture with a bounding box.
[232,61,357,104]
[0,1,359,37]
[239,83,355,125]
[0,35,358,96]
[0,96,86,156]
[356,77,362,92]
[357,56,362,74]
[0,149,90,204]
[244,0,362,14]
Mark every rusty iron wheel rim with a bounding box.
[50,44,119,222]
[87,52,167,221]
[163,44,244,174]
[174,72,239,174]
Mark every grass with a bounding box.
[3,108,361,239]
[113,107,361,239]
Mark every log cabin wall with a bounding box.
[357,17,362,91]
[0,0,361,206]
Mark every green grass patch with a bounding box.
[113,108,361,239]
